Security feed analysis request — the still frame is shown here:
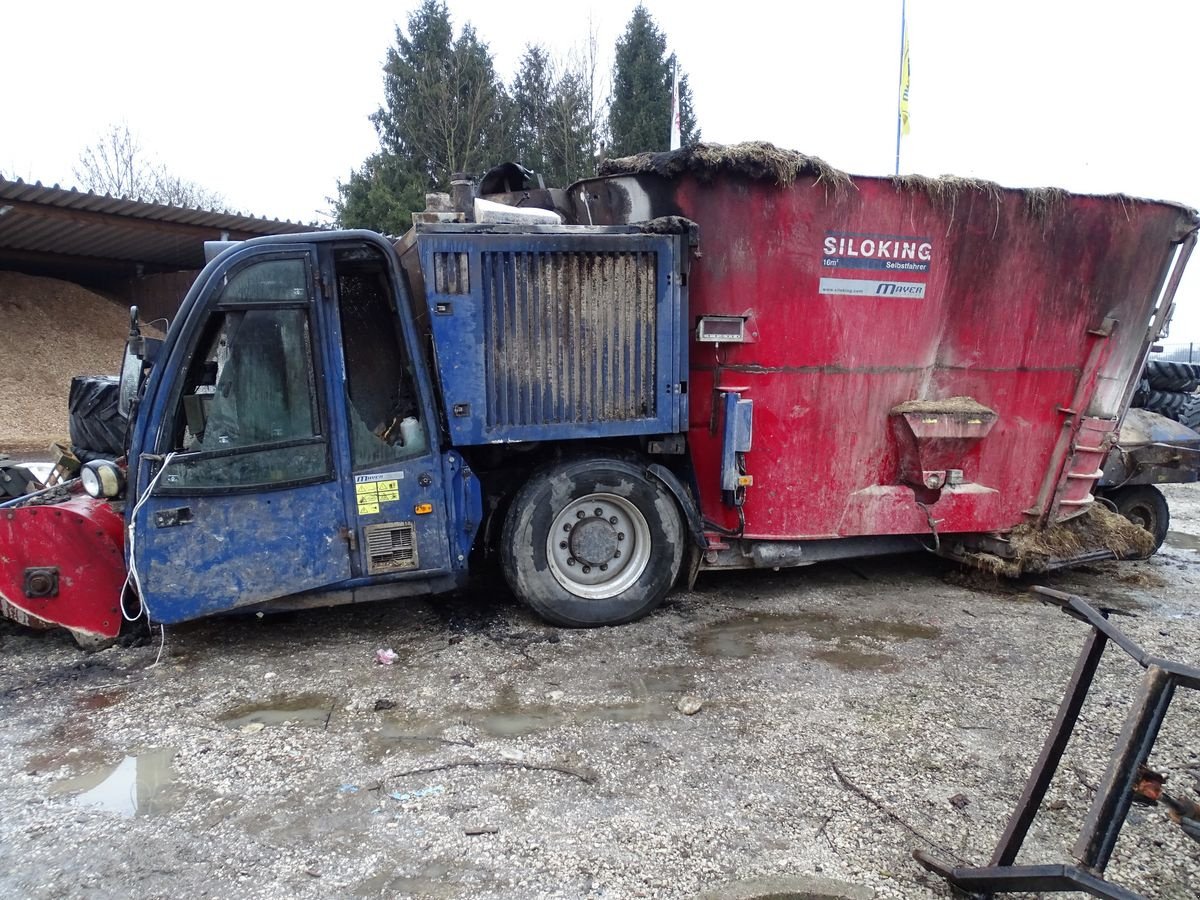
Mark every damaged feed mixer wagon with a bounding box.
[0,143,1195,647]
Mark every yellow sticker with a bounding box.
[378,489,400,503]
[358,502,380,515]
[355,482,378,498]
[377,480,398,493]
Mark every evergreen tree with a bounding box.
[510,44,596,186]
[609,5,699,156]
[511,45,555,180]
[337,1,511,230]
[674,63,701,146]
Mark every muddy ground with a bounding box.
[2,490,1200,899]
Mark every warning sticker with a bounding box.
[356,479,399,515]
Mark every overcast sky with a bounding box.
[6,0,1200,336]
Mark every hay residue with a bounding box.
[890,173,1004,206]
[891,396,995,416]
[960,502,1157,578]
[639,216,698,236]
[598,141,852,189]
[1024,186,1069,221]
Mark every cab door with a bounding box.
[131,245,353,623]
[321,239,453,582]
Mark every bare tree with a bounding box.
[567,17,609,166]
[74,123,225,209]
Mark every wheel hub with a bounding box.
[568,518,619,565]
[546,492,649,600]
[1126,506,1150,530]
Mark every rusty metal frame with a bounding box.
[915,585,1200,899]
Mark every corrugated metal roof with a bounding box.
[0,178,323,273]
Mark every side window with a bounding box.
[158,256,328,490]
[336,248,428,470]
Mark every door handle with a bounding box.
[154,507,193,528]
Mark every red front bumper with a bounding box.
[0,494,127,642]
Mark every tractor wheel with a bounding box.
[1140,389,1200,428]
[1104,485,1169,556]
[501,456,684,627]
[1144,360,1200,393]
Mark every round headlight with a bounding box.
[80,460,124,499]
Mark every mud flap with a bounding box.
[0,495,126,642]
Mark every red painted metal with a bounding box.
[582,169,1196,543]
[0,494,125,641]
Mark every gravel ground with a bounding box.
[3,489,1200,899]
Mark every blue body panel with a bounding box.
[418,230,688,446]
[126,231,482,625]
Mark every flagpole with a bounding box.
[894,0,906,175]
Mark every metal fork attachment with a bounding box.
[915,585,1200,899]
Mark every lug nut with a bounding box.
[559,541,568,550]
[567,558,576,566]
[614,549,621,558]
[599,564,608,572]
[594,508,603,516]
[577,510,586,519]
[609,516,618,524]
[563,523,571,532]
[617,532,625,541]
[582,566,591,574]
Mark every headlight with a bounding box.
[81,460,124,499]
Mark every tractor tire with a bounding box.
[1139,389,1200,428]
[1130,377,1151,407]
[68,375,126,457]
[1104,485,1169,556]
[501,456,684,627]
[1144,360,1200,393]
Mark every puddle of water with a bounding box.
[51,748,177,817]
[370,670,688,754]
[1165,531,1200,551]
[617,668,694,698]
[26,746,109,776]
[378,697,676,746]
[221,693,336,729]
[813,647,898,671]
[694,610,940,670]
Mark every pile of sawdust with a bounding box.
[599,141,852,189]
[0,272,132,453]
[963,503,1157,577]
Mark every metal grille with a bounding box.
[481,250,658,428]
[363,522,418,574]
[433,252,469,294]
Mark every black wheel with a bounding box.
[1145,360,1200,393]
[1131,377,1152,407]
[1140,389,1200,427]
[500,456,684,627]
[1104,485,1169,555]
[68,375,126,457]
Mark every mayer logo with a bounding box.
[821,231,932,273]
[819,277,926,299]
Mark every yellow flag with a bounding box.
[899,30,911,136]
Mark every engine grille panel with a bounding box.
[480,250,658,428]
[363,522,418,574]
